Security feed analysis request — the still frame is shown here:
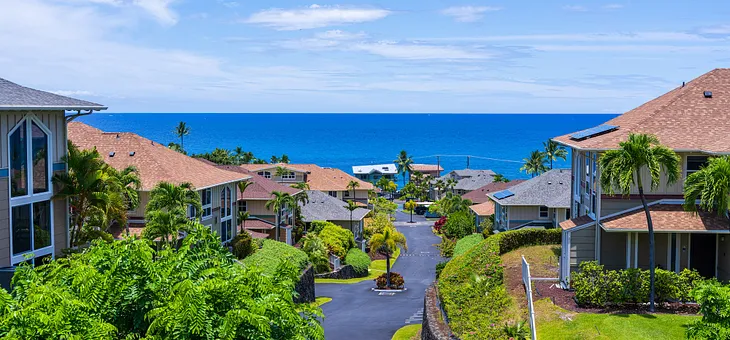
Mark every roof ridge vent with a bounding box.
[109,152,115,157]
[704,91,713,98]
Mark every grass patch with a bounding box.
[453,233,484,257]
[315,247,401,284]
[391,324,421,340]
[312,296,332,307]
[534,298,699,340]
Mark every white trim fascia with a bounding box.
[605,229,730,234]
[0,105,107,111]
[197,177,250,191]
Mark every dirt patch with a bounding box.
[533,281,700,315]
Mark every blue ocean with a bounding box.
[76,114,616,182]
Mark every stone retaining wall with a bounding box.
[294,265,315,303]
[314,264,358,280]
[422,282,457,340]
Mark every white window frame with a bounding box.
[201,188,212,220]
[328,191,338,197]
[539,206,549,218]
[686,155,709,177]
[8,115,55,265]
[281,171,296,180]
[262,171,272,179]
[343,190,350,197]
[220,187,233,243]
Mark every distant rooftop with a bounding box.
[488,169,571,208]
[352,163,397,175]
[411,164,443,172]
[299,190,370,222]
[461,180,526,204]
[434,169,497,191]
[0,77,107,111]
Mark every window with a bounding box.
[281,171,296,180]
[8,116,53,265]
[539,206,549,218]
[261,171,272,179]
[220,187,233,243]
[238,200,247,212]
[220,219,233,243]
[566,208,571,220]
[187,204,197,220]
[687,156,709,176]
[328,191,338,197]
[344,190,350,197]
[201,188,212,219]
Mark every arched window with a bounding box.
[8,116,54,265]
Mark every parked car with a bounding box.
[414,205,429,215]
[424,210,441,218]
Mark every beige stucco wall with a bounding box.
[334,189,369,202]
[242,200,276,218]
[570,224,596,270]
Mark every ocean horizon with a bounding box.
[76,113,617,183]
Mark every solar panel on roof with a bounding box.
[570,124,619,141]
[493,190,514,200]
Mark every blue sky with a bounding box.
[2,0,729,113]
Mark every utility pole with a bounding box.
[466,156,470,169]
[436,156,441,177]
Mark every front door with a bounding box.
[690,234,716,278]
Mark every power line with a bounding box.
[411,154,523,164]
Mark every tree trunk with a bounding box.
[181,135,184,150]
[410,209,413,223]
[638,185,656,312]
[385,254,391,288]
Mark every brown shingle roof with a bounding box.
[462,180,526,204]
[217,166,299,199]
[242,218,275,230]
[469,201,495,216]
[411,164,443,172]
[601,204,729,232]
[554,68,730,153]
[560,215,595,231]
[68,122,249,191]
[240,163,374,191]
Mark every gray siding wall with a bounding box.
[570,224,596,270]
[1,111,67,168]
[600,230,626,270]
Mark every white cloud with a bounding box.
[352,41,491,60]
[441,6,501,22]
[563,5,588,12]
[245,4,391,30]
[315,30,367,40]
[698,25,730,35]
[602,4,624,10]
[50,90,95,96]
[64,0,178,25]
[421,31,718,43]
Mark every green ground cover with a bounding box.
[391,324,421,340]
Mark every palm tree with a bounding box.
[684,156,730,217]
[521,150,548,177]
[345,200,360,239]
[174,121,190,151]
[275,166,289,183]
[280,154,290,163]
[143,208,189,248]
[434,179,445,200]
[375,177,390,192]
[404,200,417,223]
[238,210,250,232]
[446,178,458,194]
[387,181,398,198]
[106,166,141,234]
[238,180,253,198]
[600,133,680,312]
[271,155,280,164]
[394,150,414,187]
[291,182,310,191]
[146,182,202,218]
[369,227,407,288]
[544,139,568,169]
[347,180,360,201]
[266,191,293,242]
[493,174,510,183]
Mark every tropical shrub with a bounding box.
[453,233,484,257]
[230,230,255,259]
[480,215,495,237]
[435,261,449,278]
[318,222,356,258]
[0,224,323,339]
[309,221,331,235]
[442,211,475,239]
[300,234,330,274]
[503,321,529,340]
[687,281,730,339]
[433,216,447,234]
[364,213,394,241]
[242,239,309,276]
[572,261,705,307]
[438,235,456,257]
[345,248,371,277]
[375,272,405,289]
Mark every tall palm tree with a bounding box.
[280,154,290,163]
[446,178,458,194]
[684,156,730,217]
[106,166,141,234]
[174,121,190,151]
[347,180,360,201]
[238,180,253,198]
[266,191,293,242]
[369,227,407,288]
[271,155,280,164]
[146,182,202,218]
[394,150,414,187]
[238,210,250,232]
[521,150,548,177]
[544,139,568,169]
[53,142,123,246]
[434,179,445,200]
[275,166,289,183]
[345,200,360,239]
[600,133,680,312]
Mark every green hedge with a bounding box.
[453,234,484,257]
[572,261,704,307]
[345,248,371,277]
[438,228,562,339]
[242,239,309,275]
[317,222,356,258]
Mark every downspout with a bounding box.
[595,156,602,263]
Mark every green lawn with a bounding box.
[312,296,332,307]
[535,298,699,340]
[391,324,421,340]
[315,247,401,284]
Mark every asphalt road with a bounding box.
[317,210,442,340]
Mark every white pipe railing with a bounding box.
[522,255,538,340]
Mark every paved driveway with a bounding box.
[317,210,441,340]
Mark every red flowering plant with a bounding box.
[433,216,447,233]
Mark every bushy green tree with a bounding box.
[364,213,395,241]
[443,211,475,239]
[318,222,356,258]
[301,233,330,273]
[0,224,323,339]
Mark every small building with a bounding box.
[1,78,107,266]
[431,169,496,198]
[299,190,370,245]
[68,123,250,244]
[411,164,443,178]
[488,169,571,231]
[352,163,397,183]
[464,180,525,228]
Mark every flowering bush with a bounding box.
[433,216,447,233]
[375,272,405,289]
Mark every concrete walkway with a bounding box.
[317,210,442,340]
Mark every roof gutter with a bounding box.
[1,105,108,111]
[198,176,251,191]
[553,139,730,155]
